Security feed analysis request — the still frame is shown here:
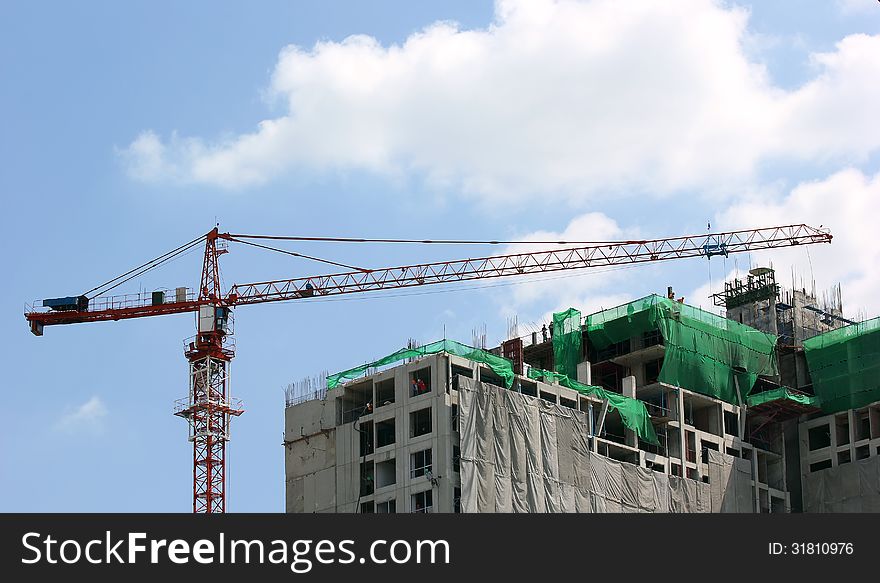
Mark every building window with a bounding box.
[520,381,537,397]
[339,381,373,425]
[644,358,662,385]
[376,459,396,488]
[376,418,396,448]
[375,378,395,407]
[410,367,431,396]
[452,445,460,473]
[360,462,374,496]
[376,499,396,513]
[723,411,739,437]
[360,501,374,513]
[450,404,459,431]
[454,487,461,513]
[539,390,557,404]
[410,407,432,437]
[411,448,433,479]
[451,364,472,391]
[642,329,662,349]
[479,367,505,388]
[809,459,832,473]
[808,425,831,451]
[412,490,433,513]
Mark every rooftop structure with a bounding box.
[713,267,854,345]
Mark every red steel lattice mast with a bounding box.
[173,228,243,513]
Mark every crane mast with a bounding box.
[23,223,832,512]
[173,229,242,514]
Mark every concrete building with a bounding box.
[284,268,879,513]
[283,349,765,513]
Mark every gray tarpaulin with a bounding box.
[802,455,880,513]
[707,450,755,512]
[459,378,713,513]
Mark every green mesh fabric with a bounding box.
[585,296,659,350]
[527,367,659,445]
[803,317,880,413]
[552,308,582,378]
[585,295,779,404]
[327,339,514,389]
[746,386,819,408]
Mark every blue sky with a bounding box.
[2,0,879,512]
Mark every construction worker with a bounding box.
[416,377,428,394]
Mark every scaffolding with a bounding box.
[711,267,779,310]
[586,295,779,405]
[804,316,880,413]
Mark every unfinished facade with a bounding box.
[284,268,879,513]
[284,350,759,513]
[712,268,880,511]
[284,353,462,513]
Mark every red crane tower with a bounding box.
[25,224,832,512]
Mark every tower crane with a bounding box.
[24,223,832,512]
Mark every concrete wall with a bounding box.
[727,297,778,337]
[285,353,470,513]
[284,398,338,513]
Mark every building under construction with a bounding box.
[283,266,879,513]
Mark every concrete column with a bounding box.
[622,376,636,399]
[695,435,705,481]
[751,451,760,512]
[677,388,686,476]
[848,410,856,461]
[577,361,592,385]
[829,416,839,467]
[623,376,637,447]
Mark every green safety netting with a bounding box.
[527,367,659,445]
[552,308,582,379]
[803,316,880,413]
[326,339,514,390]
[746,386,819,408]
[585,295,778,405]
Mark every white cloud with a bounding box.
[502,212,636,308]
[56,396,109,434]
[120,0,880,202]
[494,212,649,323]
